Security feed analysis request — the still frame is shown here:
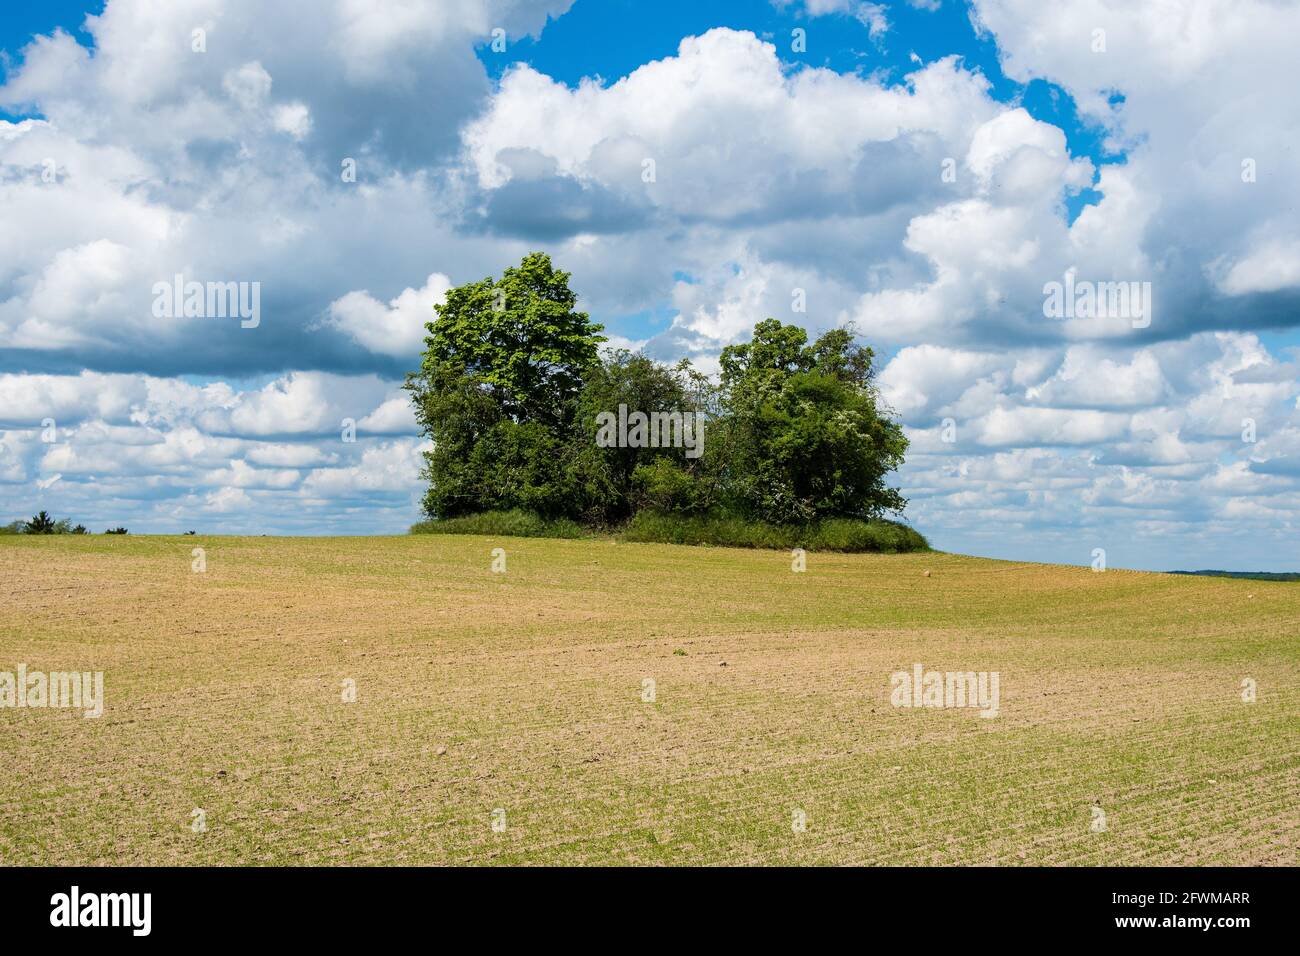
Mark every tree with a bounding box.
[410,252,604,429]
[404,257,912,531]
[571,351,713,523]
[406,253,606,518]
[719,319,908,523]
[24,511,56,534]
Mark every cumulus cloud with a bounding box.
[325,273,451,358]
[0,369,423,532]
[1,0,1297,564]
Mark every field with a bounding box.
[1,534,1296,866]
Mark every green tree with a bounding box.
[410,252,604,428]
[407,253,606,518]
[24,511,56,534]
[405,258,912,532]
[719,319,908,523]
[570,351,714,523]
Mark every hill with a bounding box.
[1,534,1295,865]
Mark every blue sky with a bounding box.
[1,0,1298,571]
[0,1,98,60]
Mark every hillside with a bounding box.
[1,535,1296,865]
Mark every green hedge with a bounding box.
[411,509,928,553]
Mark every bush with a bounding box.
[410,509,586,540]
[4,513,91,534]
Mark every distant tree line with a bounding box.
[0,512,126,535]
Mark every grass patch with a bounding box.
[410,509,587,539]
[621,511,929,552]
[411,509,929,552]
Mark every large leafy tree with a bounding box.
[719,319,908,523]
[407,253,605,518]
[411,252,604,428]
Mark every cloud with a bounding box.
[1,1,1298,566]
[0,367,427,532]
[775,0,890,37]
[325,273,451,358]
[1215,238,1300,296]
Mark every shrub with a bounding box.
[410,507,925,552]
[6,513,92,535]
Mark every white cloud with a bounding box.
[1,1,1298,565]
[1215,238,1300,296]
[1025,347,1168,409]
[0,368,427,531]
[325,273,450,358]
[299,439,430,497]
[222,62,273,111]
[273,101,312,140]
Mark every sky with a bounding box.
[1,0,1297,571]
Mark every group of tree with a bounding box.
[406,253,910,530]
[0,513,126,535]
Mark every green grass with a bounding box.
[621,511,929,552]
[410,509,587,539]
[411,509,929,553]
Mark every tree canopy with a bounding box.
[406,253,909,528]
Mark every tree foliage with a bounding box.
[12,512,89,534]
[719,319,908,523]
[407,254,909,529]
[24,511,56,534]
